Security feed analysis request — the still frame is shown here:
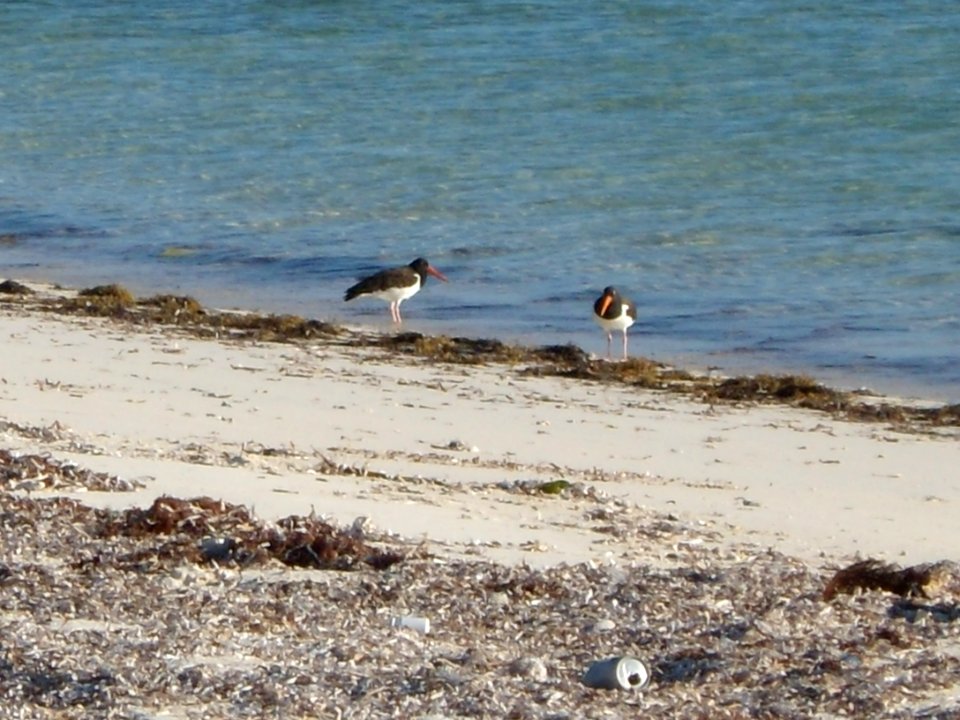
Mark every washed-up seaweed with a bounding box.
[5,279,957,431]
[0,448,141,492]
[87,495,405,572]
[2,490,960,719]
[823,558,957,601]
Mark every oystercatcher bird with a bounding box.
[344,257,448,324]
[593,286,637,359]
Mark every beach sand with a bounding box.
[2,281,959,718]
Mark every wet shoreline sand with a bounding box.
[2,279,959,718]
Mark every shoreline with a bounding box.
[5,268,958,405]
[1,277,958,567]
[3,277,960,717]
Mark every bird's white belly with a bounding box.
[594,308,635,332]
[370,280,420,303]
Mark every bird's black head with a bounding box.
[409,258,430,274]
[409,257,449,283]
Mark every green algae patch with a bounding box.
[159,246,198,258]
[536,480,571,495]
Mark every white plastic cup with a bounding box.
[582,656,649,690]
[389,615,431,634]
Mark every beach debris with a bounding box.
[0,449,142,492]
[89,495,406,572]
[438,439,479,453]
[534,479,571,495]
[69,283,136,314]
[587,618,617,634]
[822,558,956,600]
[496,478,596,498]
[507,656,548,682]
[9,281,960,430]
[5,490,960,718]
[582,656,650,690]
[198,536,237,562]
[389,615,431,634]
[0,279,33,295]
[349,515,372,540]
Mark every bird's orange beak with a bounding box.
[599,294,613,316]
[427,266,449,283]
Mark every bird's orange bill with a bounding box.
[427,266,449,282]
[599,294,613,316]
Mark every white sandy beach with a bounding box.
[4,283,960,719]
[2,286,957,570]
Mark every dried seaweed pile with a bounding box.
[3,281,343,343]
[0,449,141,493]
[823,559,956,602]
[0,494,404,575]
[2,493,960,719]
[99,495,405,572]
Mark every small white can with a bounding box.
[389,615,431,634]
[582,656,650,690]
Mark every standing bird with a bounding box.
[344,257,448,324]
[593,286,637,359]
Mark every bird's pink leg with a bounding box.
[622,331,629,360]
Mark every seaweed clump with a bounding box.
[373,334,689,391]
[139,294,206,324]
[0,279,34,295]
[375,332,533,364]
[710,374,835,404]
[208,312,340,342]
[91,495,404,572]
[557,356,691,387]
[45,285,343,342]
[61,284,136,316]
[823,559,956,600]
[0,449,141,492]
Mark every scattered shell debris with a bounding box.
[0,449,142,492]
[3,485,960,718]
[3,284,960,717]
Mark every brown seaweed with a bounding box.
[3,489,960,718]
[8,281,960,430]
[822,558,954,600]
[0,279,34,295]
[0,449,141,492]
[93,495,405,572]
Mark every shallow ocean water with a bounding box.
[1,1,958,399]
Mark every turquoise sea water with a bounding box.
[2,1,958,400]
